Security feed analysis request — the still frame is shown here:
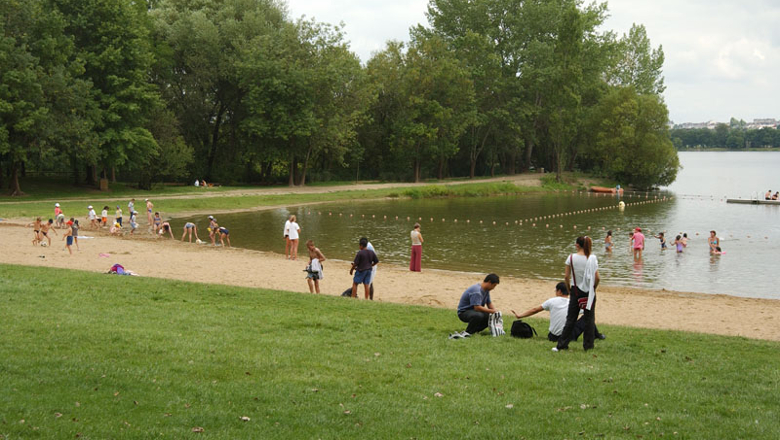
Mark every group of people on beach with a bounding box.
[765,190,779,200]
[32,198,236,255]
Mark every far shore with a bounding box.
[2,222,779,342]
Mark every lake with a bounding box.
[184,152,780,299]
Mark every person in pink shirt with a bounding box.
[632,227,646,260]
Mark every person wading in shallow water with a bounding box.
[410,223,423,272]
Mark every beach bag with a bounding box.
[341,284,374,298]
[510,320,537,338]
[571,254,588,310]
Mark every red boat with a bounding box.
[590,186,624,194]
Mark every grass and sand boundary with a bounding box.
[0,173,588,221]
[1,264,778,439]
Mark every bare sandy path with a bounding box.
[2,223,779,342]
[0,174,544,205]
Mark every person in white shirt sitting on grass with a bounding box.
[512,282,605,343]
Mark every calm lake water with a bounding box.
[185,152,780,299]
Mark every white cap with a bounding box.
[55,203,60,207]
[145,198,149,202]
[88,205,93,209]
[208,215,214,220]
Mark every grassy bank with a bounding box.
[0,178,582,220]
[1,264,777,439]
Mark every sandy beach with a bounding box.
[2,221,779,342]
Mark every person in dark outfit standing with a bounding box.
[554,236,600,352]
[350,237,379,299]
[455,274,500,337]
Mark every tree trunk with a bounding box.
[413,142,421,183]
[0,158,3,190]
[298,143,314,187]
[71,155,79,185]
[288,152,295,187]
[507,150,517,175]
[9,161,24,196]
[524,137,534,171]
[469,160,477,179]
[20,161,26,178]
[111,167,116,183]
[437,157,445,180]
[205,103,226,181]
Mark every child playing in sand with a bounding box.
[129,211,138,235]
[115,205,123,227]
[157,221,175,239]
[40,219,57,246]
[54,203,65,229]
[101,206,109,227]
[146,199,154,226]
[217,226,231,247]
[605,230,613,252]
[32,217,43,245]
[152,212,162,234]
[208,216,219,245]
[305,240,326,294]
[654,232,667,250]
[62,224,73,255]
[87,206,98,229]
[110,222,123,236]
[182,222,201,243]
[68,219,80,250]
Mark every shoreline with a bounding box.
[2,222,780,342]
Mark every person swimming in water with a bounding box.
[672,235,684,253]
[605,230,613,252]
[654,232,667,250]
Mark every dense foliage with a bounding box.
[671,119,780,150]
[1,0,679,193]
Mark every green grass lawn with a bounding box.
[0,180,579,220]
[0,264,777,439]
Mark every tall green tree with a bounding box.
[588,86,679,188]
[53,0,160,185]
[0,0,96,195]
[368,37,474,182]
[606,24,665,96]
[151,0,286,181]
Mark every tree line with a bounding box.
[1,0,679,195]
[671,118,780,150]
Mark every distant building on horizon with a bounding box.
[674,118,778,130]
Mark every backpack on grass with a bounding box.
[510,320,537,338]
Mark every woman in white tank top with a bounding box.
[554,236,600,352]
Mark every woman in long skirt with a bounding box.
[409,223,423,271]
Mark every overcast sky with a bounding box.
[285,0,780,123]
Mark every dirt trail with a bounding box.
[0,174,545,205]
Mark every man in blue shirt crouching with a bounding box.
[454,273,500,337]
